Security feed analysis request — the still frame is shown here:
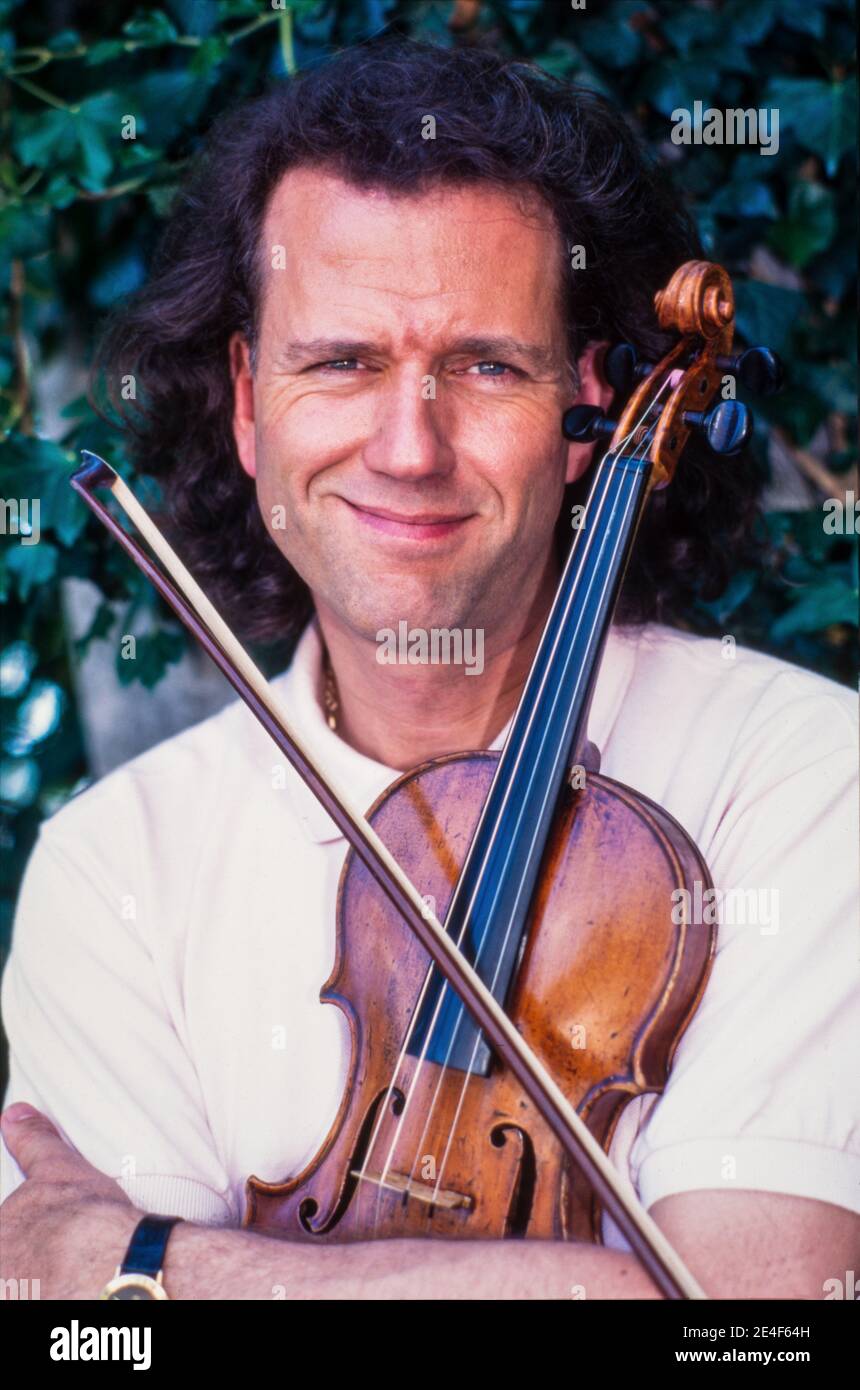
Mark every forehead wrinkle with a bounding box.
[329,275,466,303]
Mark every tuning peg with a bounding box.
[683,400,753,455]
[603,342,658,395]
[604,343,637,395]
[716,346,783,396]
[562,404,618,443]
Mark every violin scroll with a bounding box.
[652,259,734,340]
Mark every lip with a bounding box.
[341,500,475,541]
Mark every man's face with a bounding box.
[231,166,602,644]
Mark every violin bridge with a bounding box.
[350,1168,473,1212]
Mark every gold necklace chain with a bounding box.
[322,648,339,731]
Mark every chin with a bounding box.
[325,581,479,647]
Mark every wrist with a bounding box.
[53,1200,139,1301]
[96,1201,141,1273]
[153,1217,240,1300]
[99,1210,185,1301]
[159,1215,194,1295]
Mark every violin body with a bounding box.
[245,751,716,1243]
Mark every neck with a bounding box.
[314,560,559,770]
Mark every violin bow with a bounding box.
[70,450,706,1300]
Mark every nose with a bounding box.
[361,366,456,482]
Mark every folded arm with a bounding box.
[2,1105,856,1300]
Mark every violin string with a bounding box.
[358,384,669,1232]
[363,390,667,1234]
[423,433,655,1210]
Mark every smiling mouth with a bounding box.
[342,500,475,540]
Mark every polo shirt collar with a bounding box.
[272,617,637,844]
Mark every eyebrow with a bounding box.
[272,335,560,376]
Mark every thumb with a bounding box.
[1,1103,78,1176]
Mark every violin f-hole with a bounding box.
[491,1123,536,1238]
[297,1086,405,1236]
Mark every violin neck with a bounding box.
[409,450,654,1073]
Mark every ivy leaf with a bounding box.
[145,180,181,216]
[175,0,220,31]
[119,70,211,146]
[75,123,112,190]
[722,0,778,45]
[14,108,77,168]
[42,173,79,208]
[637,58,720,117]
[215,0,263,17]
[662,7,721,57]
[765,78,858,176]
[500,1,543,44]
[808,232,858,301]
[710,176,779,220]
[536,40,608,92]
[60,393,91,419]
[46,29,81,53]
[116,628,185,688]
[0,436,87,547]
[122,9,180,45]
[85,39,128,65]
[771,580,859,640]
[768,182,836,269]
[719,45,756,76]
[0,204,51,262]
[89,248,147,309]
[74,598,116,656]
[803,363,858,416]
[697,570,757,624]
[775,0,829,39]
[77,91,129,157]
[14,92,126,193]
[189,34,230,76]
[5,542,59,601]
[733,281,804,354]
[577,13,641,70]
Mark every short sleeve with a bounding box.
[625,673,860,1217]
[1,819,238,1225]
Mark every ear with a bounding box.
[564,340,614,485]
[230,332,257,480]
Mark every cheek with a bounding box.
[255,383,316,462]
[458,398,566,512]
[254,388,348,505]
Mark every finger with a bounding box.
[0,1104,85,1179]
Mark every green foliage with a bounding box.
[1,0,857,949]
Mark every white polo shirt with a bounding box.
[2,620,858,1249]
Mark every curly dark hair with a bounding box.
[93,37,761,646]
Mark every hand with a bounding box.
[0,1103,139,1300]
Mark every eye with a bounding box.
[312,358,364,372]
[464,361,521,379]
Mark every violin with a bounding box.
[72,260,781,1299]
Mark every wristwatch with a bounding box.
[100,1214,183,1300]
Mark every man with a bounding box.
[2,41,858,1300]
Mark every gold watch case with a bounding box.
[100,1269,169,1300]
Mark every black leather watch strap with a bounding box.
[120,1215,184,1278]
